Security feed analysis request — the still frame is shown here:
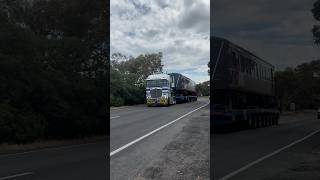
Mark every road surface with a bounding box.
[212,111,320,180]
[0,97,209,180]
[0,142,108,180]
[110,97,210,180]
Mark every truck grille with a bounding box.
[150,89,162,98]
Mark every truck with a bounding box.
[211,37,280,130]
[146,73,197,106]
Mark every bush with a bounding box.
[0,104,47,144]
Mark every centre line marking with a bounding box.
[0,172,34,180]
[110,116,120,119]
[110,102,210,157]
[218,128,320,180]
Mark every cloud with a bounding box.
[212,0,320,69]
[111,0,210,83]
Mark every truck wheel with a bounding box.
[248,115,253,129]
[257,115,261,128]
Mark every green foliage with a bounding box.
[0,0,106,144]
[0,103,47,144]
[275,60,320,110]
[196,81,210,96]
[110,53,163,106]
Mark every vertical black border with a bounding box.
[210,0,214,179]
[106,0,110,178]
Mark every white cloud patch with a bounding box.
[111,0,210,83]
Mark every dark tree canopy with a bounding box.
[196,81,210,96]
[0,0,107,144]
[275,60,320,110]
[312,0,320,44]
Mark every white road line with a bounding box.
[110,102,210,157]
[110,116,120,119]
[110,107,130,111]
[218,128,320,180]
[0,172,34,180]
[0,142,99,158]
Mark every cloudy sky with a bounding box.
[111,0,210,83]
[212,0,320,70]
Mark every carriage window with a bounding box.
[245,58,250,74]
[232,52,237,68]
[255,63,259,78]
[240,56,245,72]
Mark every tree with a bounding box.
[110,52,164,106]
[196,81,210,96]
[0,0,107,143]
[312,0,320,44]
[275,60,320,110]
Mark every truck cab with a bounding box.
[146,73,176,106]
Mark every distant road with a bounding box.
[110,97,210,179]
[212,111,320,180]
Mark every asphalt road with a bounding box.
[110,97,210,180]
[212,111,320,180]
[0,97,208,180]
[0,142,108,180]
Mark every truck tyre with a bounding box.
[248,115,254,129]
[267,114,270,126]
[257,114,262,128]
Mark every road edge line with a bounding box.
[0,172,34,180]
[110,102,210,157]
[0,142,101,158]
[218,128,320,180]
[110,116,121,119]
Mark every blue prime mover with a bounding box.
[146,73,197,106]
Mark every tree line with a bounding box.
[275,60,320,110]
[110,52,163,106]
[275,0,320,110]
[0,0,107,144]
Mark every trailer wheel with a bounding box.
[266,113,271,126]
[272,114,276,125]
[257,114,262,128]
[253,115,258,128]
[248,115,254,129]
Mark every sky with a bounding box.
[212,0,320,70]
[110,0,210,83]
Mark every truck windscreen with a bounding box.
[146,79,168,87]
